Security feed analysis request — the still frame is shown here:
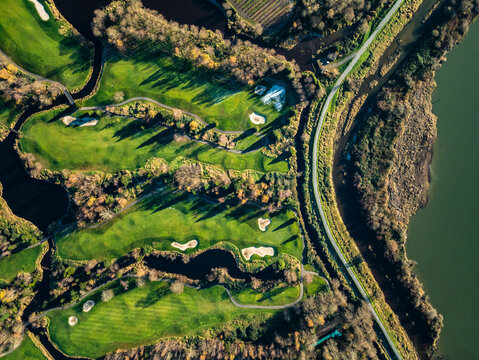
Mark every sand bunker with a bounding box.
[249,112,266,125]
[171,240,198,251]
[258,218,271,231]
[29,0,50,21]
[82,300,95,312]
[62,116,98,127]
[68,316,78,326]
[241,246,275,260]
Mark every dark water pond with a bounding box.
[0,131,68,232]
[145,249,281,281]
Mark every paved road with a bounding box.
[311,0,405,359]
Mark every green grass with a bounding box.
[3,334,46,360]
[0,0,92,89]
[19,109,288,173]
[56,191,302,261]
[85,54,291,131]
[0,99,20,129]
[232,284,300,306]
[47,281,272,358]
[0,246,42,282]
[304,276,328,297]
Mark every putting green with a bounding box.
[55,192,302,261]
[0,246,42,283]
[0,0,92,89]
[84,54,291,131]
[47,281,272,358]
[19,109,288,173]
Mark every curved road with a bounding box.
[311,0,405,359]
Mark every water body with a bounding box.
[407,22,479,360]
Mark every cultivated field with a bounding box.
[0,245,42,282]
[47,281,272,358]
[84,55,290,131]
[0,0,92,89]
[55,191,302,261]
[20,110,288,173]
[228,0,295,28]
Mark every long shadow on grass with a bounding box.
[281,235,299,245]
[272,218,296,232]
[136,286,171,308]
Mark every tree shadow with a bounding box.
[281,235,298,245]
[135,286,170,308]
[272,218,296,232]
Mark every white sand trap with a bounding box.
[258,217,271,231]
[82,300,95,312]
[62,116,98,127]
[249,112,266,125]
[29,0,50,21]
[241,246,275,260]
[171,240,198,251]
[68,316,78,326]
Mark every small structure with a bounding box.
[68,316,78,326]
[315,329,342,346]
[261,85,286,111]
[249,112,266,125]
[254,85,267,95]
[171,240,198,251]
[258,217,271,231]
[241,246,275,261]
[82,300,95,313]
[62,116,98,127]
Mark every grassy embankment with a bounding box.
[47,281,274,358]
[83,54,292,132]
[0,246,42,283]
[19,109,288,173]
[312,0,424,358]
[0,0,92,90]
[0,100,20,135]
[3,333,46,360]
[55,191,302,261]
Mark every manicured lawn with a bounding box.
[85,54,291,131]
[304,276,329,296]
[47,281,272,358]
[0,0,92,89]
[56,191,302,261]
[0,246,42,282]
[20,109,288,173]
[232,285,301,306]
[3,333,46,360]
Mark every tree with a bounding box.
[170,281,184,295]
[113,91,125,103]
[102,289,114,302]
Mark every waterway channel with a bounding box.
[406,21,479,360]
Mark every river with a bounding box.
[406,22,479,360]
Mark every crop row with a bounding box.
[230,0,294,27]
